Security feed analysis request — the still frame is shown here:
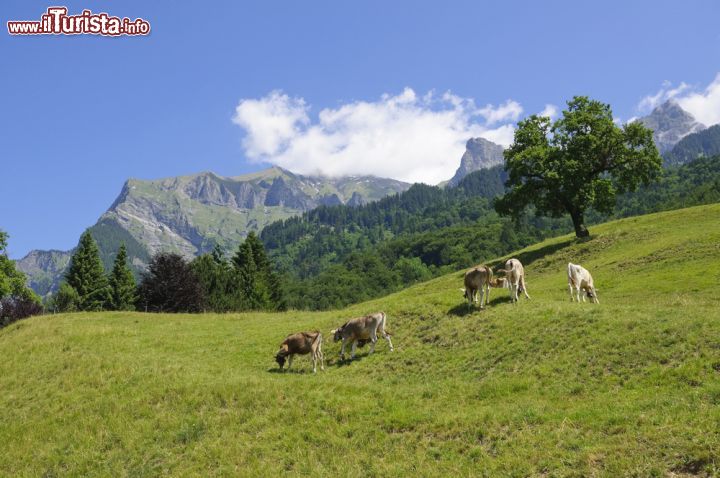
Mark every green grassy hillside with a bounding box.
[2,204,719,477]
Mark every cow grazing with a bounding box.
[567,262,599,303]
[275,331,324,373]
[462,265,494,308]
[497,258,531,303]
[461,265,493,309]
[331,312,394,360]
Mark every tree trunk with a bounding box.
[570,209,590,238]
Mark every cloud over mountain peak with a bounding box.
[233,89,519,185]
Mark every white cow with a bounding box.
[498,258,530,303]
[567,262,599,303]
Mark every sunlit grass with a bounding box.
[1,204,719,476]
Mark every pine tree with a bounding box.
[191,244,233,312]
[108,243,136,311]
[231,239,268,310]
[65,230,110,311]
[247,232,287,310]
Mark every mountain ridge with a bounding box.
[17,167,411,296]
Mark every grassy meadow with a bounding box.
[1,204,720,477]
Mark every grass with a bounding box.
[2,204,720,477]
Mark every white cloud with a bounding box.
[478,99,523,125]
[637,75,720,126]
[676,73,720,126]
[232,90,309,158]
[233,89,520,184]
[539,103,559,119]
[637,80,690,113]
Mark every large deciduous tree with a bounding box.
[0,229,42,326]
[495,96,662,238]
[137,253,205,313]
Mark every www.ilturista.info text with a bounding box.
[7,7,150,36]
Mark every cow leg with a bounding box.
[350,340,358,359]
[311,351,317,373]
[318,342,325,370]
[370,328,378,354]
[569,283,574,302]
[287,354,294,370]
[384,333,394,352]
[340,339,347,360]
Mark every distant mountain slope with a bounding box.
[447,137,505,187]
[663,124,720,166]
[13,250,72,297]
[17,167,410,296]
[638,100,705,153]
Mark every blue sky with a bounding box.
[2,0,720,258]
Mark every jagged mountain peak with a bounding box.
[447,137,505,187]
[639,100,706,153]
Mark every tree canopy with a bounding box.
[495,96,662,237]
[137,253,205,313]
[0,229,42,326]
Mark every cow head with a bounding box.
[275,352,286,369]
[459,287,468,299]
[330,327,343,342]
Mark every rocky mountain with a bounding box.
[663,124,720,167]
[14,249,72,297]
[638,100,706,154]
[17,167,410,296]
[447,137,505,187]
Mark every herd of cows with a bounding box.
[274,260,599,373]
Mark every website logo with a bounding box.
[7,7,151,36]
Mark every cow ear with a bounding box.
[459,288,466,292]
[330,329,336,334]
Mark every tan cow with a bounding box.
[275,331,324,373]
[567,262,599,303]
[497,258,530,303]
[461,265,493,308]
[331,312,394,360]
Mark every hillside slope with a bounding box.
[1,204,719,476]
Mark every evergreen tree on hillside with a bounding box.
[108,244,136,311]
[232,239,268,310]
[244,232,286,310]
[191,244,234,312]
[64,230,110,311]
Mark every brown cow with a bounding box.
[275,331,324,373]
[331,312,394,360]
[461,265,493,308]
